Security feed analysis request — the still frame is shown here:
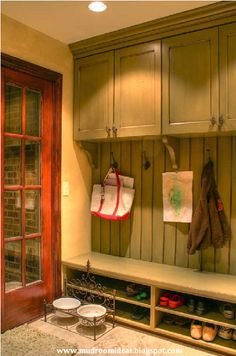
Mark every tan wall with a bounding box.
[2,14,92,260]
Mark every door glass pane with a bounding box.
[4,191,22,238]
[26,90,41,136]
[26,238,41,284]
[5,84,22,133]
[25,190,41,235]
[5,241,22,291]
[4,137,22,185]
[25,141,40,185]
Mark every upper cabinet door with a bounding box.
[115,42,161,138]
[220,23,236,132]
[162,29,219,135]
[74,52,114,140]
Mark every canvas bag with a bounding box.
[91,170,135,220]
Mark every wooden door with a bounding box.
[220,22,236,132]
[1,65,59,331]
[74,52,114,140]
[115,42,161,138]
[162,28,219,135]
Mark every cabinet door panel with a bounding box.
[115,42,161,137]
[162,29,219,134]
[220,22,236,132]
[74,52,113,140]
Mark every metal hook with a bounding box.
[142,151,151,170]
[110,151,118,170]
[206,149,212,162]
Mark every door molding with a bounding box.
[1,53,62,307]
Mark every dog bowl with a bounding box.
[77,304,106,322]
[53,297,81,318]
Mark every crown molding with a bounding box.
[70,1,236,59]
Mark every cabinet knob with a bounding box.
[210,117,217,126]
[106,126,111,138]
[112,126,117,138]
[218,115,224,128]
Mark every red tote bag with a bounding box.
[91,170,135,221]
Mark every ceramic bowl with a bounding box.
[77,304,106,321]
[53,297,81,318]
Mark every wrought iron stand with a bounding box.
[44,260,116,341]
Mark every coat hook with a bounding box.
[110,151,118,170]
[142,151,151,170]
[162,136,178,171]
[206,149,212,162]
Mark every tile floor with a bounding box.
[30,317,218,356]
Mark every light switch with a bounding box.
[63,181,70,196]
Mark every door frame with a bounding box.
[1,53,62,330]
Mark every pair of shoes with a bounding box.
[126,284,142,297]
[135,291,149,301]
[218,327,236,340]
[191,320,218,342]
[163,315,190,326]
[220,303,235,320]
[187,298,207,315]
[160,292,184,309]
[187,298,195,313]
[131,306,146,320]
[195,300,207,315]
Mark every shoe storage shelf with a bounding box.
[62,252,236,355]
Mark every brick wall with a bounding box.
[4,144,40,237]
[5,84,22,133]
[4,85,41,285]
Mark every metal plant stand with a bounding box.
[44,260,116,341]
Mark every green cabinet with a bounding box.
[115,42,161,138]
[219,22,236,132]
[162,28,219,135]
[74,52,114,140]
[74,42,161,140]
[74,23,236,140]
[162,24,236,135]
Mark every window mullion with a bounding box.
[22,87,26,287]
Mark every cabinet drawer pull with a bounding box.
[210,117,217,126]
[218,115,224,128]
[106,126,111,138]
[112,126,117,138]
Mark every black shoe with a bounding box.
[131,306,146,320]
[187,298,195,313]
[196,300,207,315]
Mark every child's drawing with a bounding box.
[162,171,193,223]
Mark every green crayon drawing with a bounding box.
[169,185,183,215]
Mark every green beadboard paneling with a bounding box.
[92,137,236,275]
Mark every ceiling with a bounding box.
[2,1,215,44]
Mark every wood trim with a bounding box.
[52,74,62,298]
[1,53,62,82]
[69,2,236,58]
[1,54,62,304]
[1,66,5,333]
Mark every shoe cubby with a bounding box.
[156,321,236,355]
[155,289,236,355]
[115,301,150,328]
[66,267,151,307]
[63,254,236,355]
[156,289,236,330]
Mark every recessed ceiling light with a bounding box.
[88,1,107,13]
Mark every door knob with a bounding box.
[112,126,117,138]
[106,126,111,138]
[218,115,224,128]
[210,117,217,126]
